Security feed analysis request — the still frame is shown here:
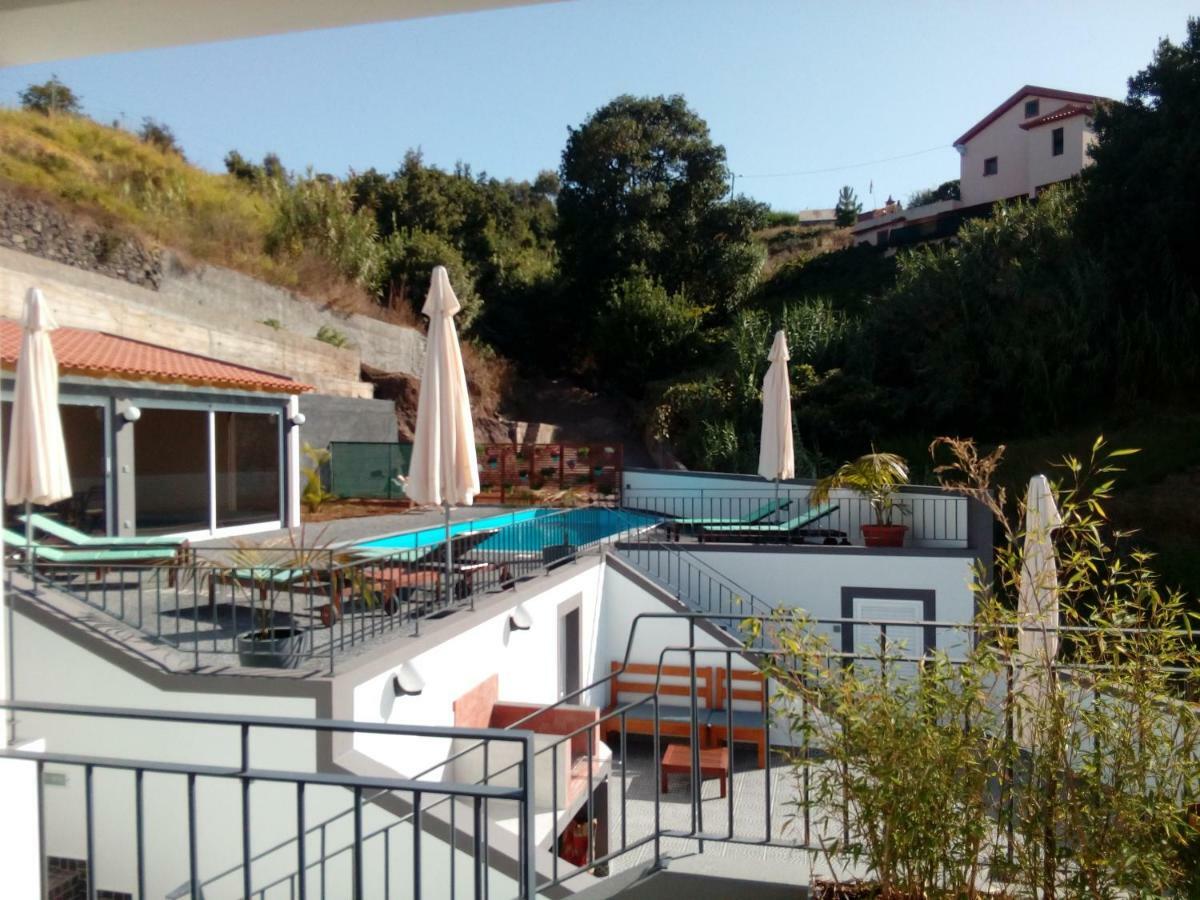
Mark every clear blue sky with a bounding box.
[0,0,1193,211]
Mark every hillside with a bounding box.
[0,107,383,317]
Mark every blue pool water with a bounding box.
[355,507,660,554]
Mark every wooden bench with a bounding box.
[707,668,768,768]
[603,661,713,748]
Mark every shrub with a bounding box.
[300,443,334,513]
[266,173,382,288]
[138,118,184,158]
[762,209,801,227]
[315,325,349,348]
[19,76,81,116]
[592,273,706,394]
[751,436,1200,898]
[751,610,1000,898]
[376,228,481,327]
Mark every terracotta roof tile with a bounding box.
[955,85,1106,146]
[1018,103,1092,130]
[0,320,312,394]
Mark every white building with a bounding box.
[955,85,1106,208]
[853,84,1108,247]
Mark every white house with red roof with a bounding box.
[853,85,1107,247]
[955,85,1106,207]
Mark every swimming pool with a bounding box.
[355,506,660,554]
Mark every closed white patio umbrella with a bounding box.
[1015,474,1062,745]
[758,330,795,511]
[404,266,479,611]
[4,287,72,574]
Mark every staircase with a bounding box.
[612,539,777,648]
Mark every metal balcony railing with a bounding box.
[0,700,538,900]
[3,505,661,673]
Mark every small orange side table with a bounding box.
[660,743,729,798]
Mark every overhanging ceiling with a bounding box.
[0,0,559,67]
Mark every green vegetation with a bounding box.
[906,178,960,208]
[811,450,910,525]
[3,19,1198,591]
[137,118,184,158]
[300,443,334,513]
[19,76,81,116]
[834,184,861,225]
[753,439,1200,897]
[315,325,349,348]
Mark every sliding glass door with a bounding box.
[215,410,282,528]
[134,405,283,535]
[134,408,211,533]
[1,399,110,535]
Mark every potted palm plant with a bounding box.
[812,451,910,547]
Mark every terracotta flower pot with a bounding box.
[861,524,907,548]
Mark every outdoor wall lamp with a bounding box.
[392,663,425,697]
[508,603,532,632]
[120,405,141,423]
[288,412,306,427]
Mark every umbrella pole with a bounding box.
[24,501,32,583]
[444,501,454,611]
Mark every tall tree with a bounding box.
[835,185,862,226]
[19,76,81,116]
[1078,16,1200,397]
[557,95,763,317]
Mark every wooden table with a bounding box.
[660,743,729,798]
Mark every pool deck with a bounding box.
[193,505,516,550]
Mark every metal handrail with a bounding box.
[2,700,539,900]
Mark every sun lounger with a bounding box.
[21,513,183,547]
[697,502,843,543]
[0,528,179,564]
[664,497,792,540]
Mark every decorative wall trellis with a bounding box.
[477,443,623,502]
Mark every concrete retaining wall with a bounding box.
[158,253,425,379]
[298,393,399,450]
[0,245,426,399]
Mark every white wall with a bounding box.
[658,548,977,655]
[10,609,338,899]
[959,93,1095,207]
[0,751,40,898]
[1026,114,1093,191]
[350,561,605,783]
[599,563,756,678]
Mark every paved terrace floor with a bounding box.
[193,505,517,551]
[590,737,849,886]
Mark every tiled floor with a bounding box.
[601,737,830,876]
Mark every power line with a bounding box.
[736,144,951,180]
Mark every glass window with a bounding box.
[984,156,998,176]
[2,400,109,535]
[215,410,281,528]
[1052,127,1064,156]
[1024,99,1040,118]
[134,408,211,533]
[3,400,108,535]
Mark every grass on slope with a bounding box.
[0,108,369,307]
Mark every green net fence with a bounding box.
[329,441,413,499]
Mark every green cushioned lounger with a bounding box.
[698,501,840,535]
[22,513,182,547]
[0,528,177,563]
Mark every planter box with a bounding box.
[861,524,907,548]
[236,627,309,668]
